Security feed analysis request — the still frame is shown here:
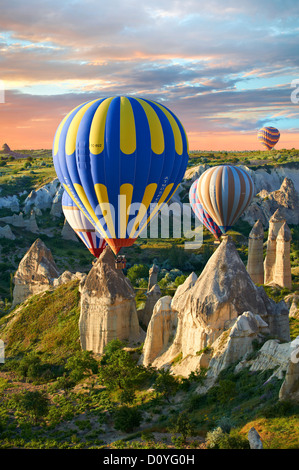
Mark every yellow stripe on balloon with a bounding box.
[129,183,157,238]
[120,97,136,154]
[94,183,116,239]
[150,101,183,155]
[119,183,134,238]
[73,183,109,239]
[62,184,103,234]
[65,99,100,156]
[53,102,86,156]
[135,99,164,154]
[136,183,174,236]
[89,97,114,155]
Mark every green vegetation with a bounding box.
[0,148,298,449]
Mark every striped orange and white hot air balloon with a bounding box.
[257,126,280,150]
[62,191,106,258]
[196,165,254,234]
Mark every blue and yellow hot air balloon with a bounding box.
[62,191,106,258]
[257,126,280,150]
[53,96,189,254]
[196,165,254,234]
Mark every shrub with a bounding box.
[217,430,250,449]
[206,427,224,449]
[113,406,142,433]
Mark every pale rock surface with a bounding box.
[0,224,16,240]
[137,284,161,328]
[0,195,19,213]
[53,270,86,287]
[248,427,263,449]
[12,238,59,306]
[274,222,292,289]
[0,212,39,233]
[79,246,143,354]
[264,209,286,284]
[50,184,63,218]
[235,339,292,379]
[247,220,264,284]
[141,236,290,378]
[171,272,197,312]
[61,218,79,242]
[279,337,299,402]
[243,177,299,227]
[148,264,159,291]
[141,296,177,367]
[24,178,60,214]
[206,312,269,380]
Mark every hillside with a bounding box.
[0,269,299,449]
[0,147,298,450]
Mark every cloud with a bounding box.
[0,0,299,149]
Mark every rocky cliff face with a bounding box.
[12,238,59,306]
[79,246,143,354]
[243,177,299,227]
[141,236,290,377]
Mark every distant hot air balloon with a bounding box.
[53,96,189,254]
[196,165,254,234]
[257,126,280,150]
[62,191,106,258]
[189,179,222,240]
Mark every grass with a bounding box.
[0,280,81,361]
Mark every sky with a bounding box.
[0,0,299,151]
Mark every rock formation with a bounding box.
[247,219,264,284]
[61,219,79,242]
[279,339,299,402]
[148,264,159,291]
[248,428,263,449]
[171,272,197,312]
[79,246,143,354]
[243,176,299,227]
[12,238,59,306]
[274,222,292,289]
[0,212,39,234]
[264,209,286,284]
[206,311,269,379]
[141,236,290,377]
[0,195,19,213]
[53,270,86,287]
[0,224,16,240]
[137,284,161,328]
[24,178,60,214]
[141,296,177,367]
[50,185,63,218]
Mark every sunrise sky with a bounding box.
[0,0,299,151]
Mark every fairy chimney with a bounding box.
[274,222,292,290]
[247,219,264,284]
[264,209,286,284]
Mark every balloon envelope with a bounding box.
[189,179,222,240]
[53,96,189,254]
[257,126,280,150]
[196,165,254,234]
[62,191,106,258]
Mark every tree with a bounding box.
[153,369,179,403]
[12,391,49,425]
[65,350,98,383]
[126,264,149,286]
[168,411,195,443]
[98,346,148,396]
